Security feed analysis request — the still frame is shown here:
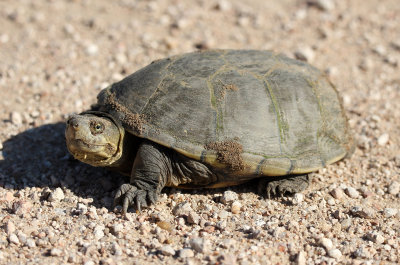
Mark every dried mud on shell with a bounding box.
[205,140,245,170]
[104,92,146,134]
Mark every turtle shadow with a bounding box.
[0,122,124,208]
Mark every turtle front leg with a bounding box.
[258,174,310,199]
[114,141,170,214]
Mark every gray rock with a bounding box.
[365,231,384,244]
[189,237,210,253]
[172,202,193,216]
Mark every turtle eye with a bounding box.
[90,121,104,134]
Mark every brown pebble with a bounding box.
[330,188,345,199]
[157,221,173,232]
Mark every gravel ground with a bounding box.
[1,0,400,264]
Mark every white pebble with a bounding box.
[47,188,65,202]
[319,238,333,250]
[85,44,99,55]
[221,190,238,204]
[9,233,20,245]
[315,0,335,11]
[179,248,194,258]
[293,193,304,204]
[10,111,23,125]
[297,250,306,265]
[345,187,360,198]
[50,248,63,256]
[328,248,342,259]
[388,182,400,195]
[160,245,175,256]
[189,237,210,253]
[383,208,398,218]
[294,47,315,62]
[378,133,389,146]
[231,201,242,214]
[94,225,105,239]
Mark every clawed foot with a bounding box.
[113,184,158,214]
[258,174,310,199]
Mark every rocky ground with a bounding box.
[0,0,399,264]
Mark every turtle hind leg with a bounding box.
[258,174,310,199]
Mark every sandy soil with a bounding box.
[0,0,399,264]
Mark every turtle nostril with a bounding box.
[67,117,79,129]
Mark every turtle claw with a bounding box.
[259,174,310,199]
[114,184,149,214]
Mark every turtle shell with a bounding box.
[96,50,354,176]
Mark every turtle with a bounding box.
[65,49,354,214]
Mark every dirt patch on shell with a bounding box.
[218,81,239,101]
[104,91,146,134]
[205,140,245,170]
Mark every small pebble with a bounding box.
[328,249,342,259]
[351,206,376,219]
[294,47,315,62]
[12,200,32,215]
[172,202,193,216]
[319,238,333,250]
[25,238,36,248]
[187,211,201,225]
[5,221,16,235]
[365,232,384,244]
[189,237,210,253]
[231,201,241,214]
[297,250,306,265]
[313,0,335,11]
[160,245,175,256]
[47,188,65,202]
[345,187,360,198]
[388,182,400,195]
[50,248,63,256]
[179,248,194,258]
[292,193,304,204]
[330,188,345,199]
[221,190,238,204]
[111,242,123,256]
[383,208,398,218]
[10,111,23,125]
[85,44,99,55]
[94,225,105,239]
[377,133,389,146]
[8,233,20,245]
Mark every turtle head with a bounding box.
[65,112,125,167]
